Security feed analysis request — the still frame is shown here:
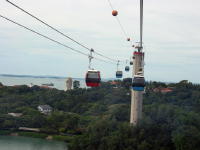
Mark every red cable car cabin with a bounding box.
[85,70,101,87]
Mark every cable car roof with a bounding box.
[134,75,144,78]
[87,70,100,72]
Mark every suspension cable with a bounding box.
[107,0,114,10]
[116,17,129,39]
[88,49,93,69]
[117,60,120,71]
[107,0,129,39]
[0,14,116,65]
[6,0,120,63]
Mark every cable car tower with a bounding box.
[130,0,145,125]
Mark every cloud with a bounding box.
[0,0,200,82]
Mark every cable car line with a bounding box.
[116,17,129,39]
[107,0,130,41]
[0,15,88,56]
[107,0,114,10]
[6,0,119,63]
[0,14,116,65]
[5,0,90,51]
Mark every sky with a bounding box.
[0,0,200,83]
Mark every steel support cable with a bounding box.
[6,0,119,63]
[93,51,118,63]
[116,17,129,39]
[93,56,117,65]
[107,0,135,51]
[107,0,114,10]
[107,0,129,39]
[0,15,116,65]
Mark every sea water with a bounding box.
[0,136,67,150]
[0,76,86,90]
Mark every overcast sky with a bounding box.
[0,0,200,82]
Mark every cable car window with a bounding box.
[87,72,99,78]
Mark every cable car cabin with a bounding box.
[132,75,145,91]
[86,70,101,87]
[130,61,133,65]
[116,71,123,78]
[125,66,130,72]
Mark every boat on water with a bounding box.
[41,83,54,86]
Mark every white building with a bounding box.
[8,113,23,117]
[66,77,73,91]
[37,105,52,115]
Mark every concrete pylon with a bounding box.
[130,52,144,125]
[130,0,144,126]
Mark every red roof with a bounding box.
[153,88,173,93]
[40,86,52,89]
[161,88,173,93]
[110,81,119,85]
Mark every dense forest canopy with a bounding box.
[0,80,200,150]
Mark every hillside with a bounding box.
[0,80,200,150]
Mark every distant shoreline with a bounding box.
[0,74,114,81]
[0,74,76,80]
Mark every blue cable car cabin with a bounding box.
[132,75,145,91]
[116,71,123,78]
[125,66,130,72]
